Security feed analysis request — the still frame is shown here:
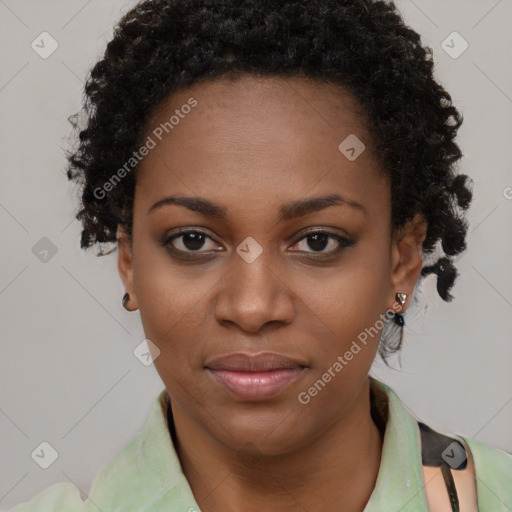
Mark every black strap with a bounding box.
[418,421,468,512]
[441,461,460,512]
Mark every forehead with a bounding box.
[172,74,366,120]
[135,75,386,218]
[145,74,371,148]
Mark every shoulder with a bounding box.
[371,377,512,510]
[459,434,512,510]
[461,434,512,476]
[7,482,86,512]
[6,389,186,512]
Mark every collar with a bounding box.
[86,387,201,511]
[364,377,429,511]
[86,377,430,511]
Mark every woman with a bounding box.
[10,0,511,511]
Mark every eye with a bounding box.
[162,228,355,259]
[163,230,222,253]
[289,231,355,255]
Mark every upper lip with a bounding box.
[205,352,307,372]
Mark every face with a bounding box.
[118,75,425,456]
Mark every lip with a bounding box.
[205,352,308,401]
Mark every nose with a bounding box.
[214,253,296,334]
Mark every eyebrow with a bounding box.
[147,193,367,220]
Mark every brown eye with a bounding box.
[289,231,355,255]
[164,230,222,253]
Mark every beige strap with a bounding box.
[422,437,478,512]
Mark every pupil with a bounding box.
[308,233,328,251]
[183,232,205,251]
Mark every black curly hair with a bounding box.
[66,0,472,360]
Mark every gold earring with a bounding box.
[394,292,407,327]
[395,292,407,307]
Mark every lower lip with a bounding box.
[206,368,305,401]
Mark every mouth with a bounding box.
[205,352,308,401]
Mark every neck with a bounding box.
[169,378,384,512]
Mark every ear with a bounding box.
[117,225,138,310]
[387,213,427,312]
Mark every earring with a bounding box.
[394,292,407,326]
[122,292,131,311]
[396,293,407,307]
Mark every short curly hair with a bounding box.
[66,0,472,359]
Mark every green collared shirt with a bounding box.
[10,378,512,511]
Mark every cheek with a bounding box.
[133,259,211,399]
[299,240,391,341]
[131,239,209,356]
[295,247,392,392]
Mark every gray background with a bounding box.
[1,0,511,508]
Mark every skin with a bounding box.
[117,75,427,512]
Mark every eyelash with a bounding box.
[161,229,356,260]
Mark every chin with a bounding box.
[212,410,310,457]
